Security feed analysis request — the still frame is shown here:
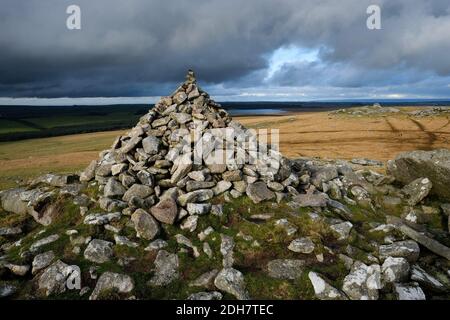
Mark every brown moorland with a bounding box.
[239,110,450,160]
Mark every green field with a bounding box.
[0,104,149,141]
[0,119,40,134]
[21,112,140,128]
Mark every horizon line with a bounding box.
[1,97,450,107]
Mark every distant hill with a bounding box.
[0,104,150,142]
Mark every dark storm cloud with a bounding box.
[1,0,450,98]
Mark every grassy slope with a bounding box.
[0,185,368,300]
[0,130,124,189]
[4,182,441,300]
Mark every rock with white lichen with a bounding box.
[309,272,347,300]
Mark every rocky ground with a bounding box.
[330,103,450,117]
[0,71,449,300]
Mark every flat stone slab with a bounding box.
[266,259,305,280]
[387,216,450,261]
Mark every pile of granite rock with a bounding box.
[329,103,401,116]
[330,104,450,118]
[77,70,300,235]
[406,107,450,117]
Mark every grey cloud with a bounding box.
[0,0,450,98]
[269,60,434,88]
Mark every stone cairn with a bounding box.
[79,70,299,236]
